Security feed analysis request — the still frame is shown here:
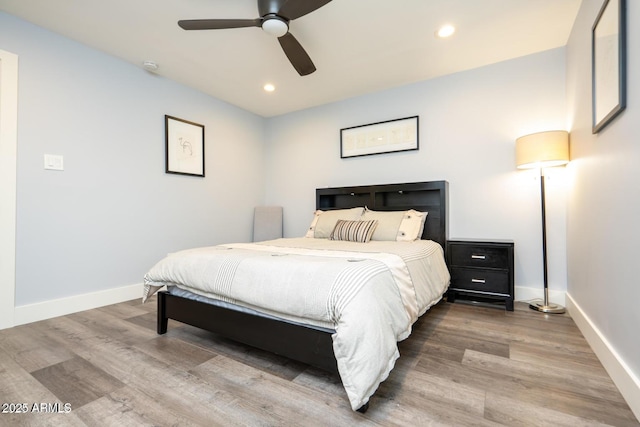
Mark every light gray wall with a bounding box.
[264,48,569,301]
[566,1,640,380]
[0,12,266,305]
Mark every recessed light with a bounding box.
[436,24,455,38]
[263,83,276,92]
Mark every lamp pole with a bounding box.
[529,168,565,314]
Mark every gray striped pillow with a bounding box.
[330,219,378,243]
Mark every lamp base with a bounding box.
[529,299,566,314]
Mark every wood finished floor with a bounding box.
[0,297,637,427]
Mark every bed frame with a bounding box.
[157,180,449,411]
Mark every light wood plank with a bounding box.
[0,322,76,373]
[133,336,217,371]
[191,355,378,426]
[74,386,207,427]
[509,341,608,376]
[31,356,126,409]
[484,391,618,427]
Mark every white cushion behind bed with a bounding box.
[253,206,283,242]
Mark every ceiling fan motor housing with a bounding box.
[262,14,289,37]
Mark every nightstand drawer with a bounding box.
[450,267,510,295]
[449,244,509,269]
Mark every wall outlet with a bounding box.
[44,154,64,171]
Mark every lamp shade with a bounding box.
[516,130,569,169]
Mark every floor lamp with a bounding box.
[516,130,569,314]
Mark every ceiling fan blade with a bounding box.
[278,32,316,76]
[258,0,287,17]
[178,19,261,31]
[278,0,332,20]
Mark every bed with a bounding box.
[143,180,450,412]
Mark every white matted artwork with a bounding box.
[165,115,205,177]
[340,116,419,158]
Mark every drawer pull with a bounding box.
[471,278,486,284]
[471,254,486,260]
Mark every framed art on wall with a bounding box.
[592,0,626,134]
[340,116,419,158]
[165,115,205,177]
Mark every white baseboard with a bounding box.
[566,293,640,422]
[14,283,143,326]
[515,285,566,306]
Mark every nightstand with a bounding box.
[446,239,514,311]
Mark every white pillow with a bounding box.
[360,209,404,241]
[361,208,427,241]
[415,211,428,240]
[399,210,428,241]
[305,207,365,238]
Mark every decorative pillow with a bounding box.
[330,219,378,243]
[360,209,404,241]
[305,207,364,238]
[398,210,428,241]
[361,208,427,241]
[415,211,428,240]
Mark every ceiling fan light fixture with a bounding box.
[262,16,288,37]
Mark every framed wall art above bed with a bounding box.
[340,116,419,158]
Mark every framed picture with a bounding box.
[340,116,419,158]
[165,115,205,177]
[592,0,626,134]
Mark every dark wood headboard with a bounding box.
[316,181,449,248]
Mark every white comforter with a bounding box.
[143,238,450,410]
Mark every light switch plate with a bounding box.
[44,154,64,171]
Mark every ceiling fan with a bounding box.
[178,0,333,76]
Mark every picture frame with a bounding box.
[340,116,419,158]
[592,0,626,134]
[165,115,205,177]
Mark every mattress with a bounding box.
[143,237,450,410]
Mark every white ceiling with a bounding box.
[0,0,581,117]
